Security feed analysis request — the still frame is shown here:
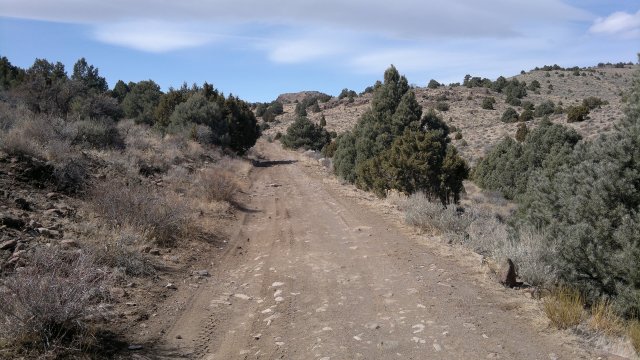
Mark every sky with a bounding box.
[0,1,638,102]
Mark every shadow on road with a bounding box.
[251,159,297,168]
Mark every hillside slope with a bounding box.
[263,64,635,165]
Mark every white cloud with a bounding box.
[0,0,591,40]
[265,40,345,64]
[590,10,640,38]
[94,21,218,52]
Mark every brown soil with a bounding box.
[138,140,619,359]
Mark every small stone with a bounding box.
[254,333,261,340]
[166,283,177,290]
[176,335,182,339]
[36,227,60,238]
[109,287,127,298]
[61,239,79,248]
[128,344,143,351]
[193,270,210,277]
[28,219,41,228]
[44,208,63,217]
[0,239,17,251]
[1,215,24,229]
[46,192,59,200]
[149,248,160,255]
[12,250,26,258]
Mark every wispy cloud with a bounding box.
[0,0,591,40]
[590,10,640,38]
[93,21,219,52]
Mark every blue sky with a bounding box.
[0,1,638,102]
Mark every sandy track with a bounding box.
[154,141,596,359]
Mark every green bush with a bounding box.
[521,101,535,111]
[169,93,223,135]
[528,80,541,91]
[280,116,331,151]
[515,122,528,142]
[566,105,589,123]
[338,88,357,100]
[513,67,640,316]
[333,66,467,203]
[71,118,124,149]
[582,96,607,110]
[482,97,496,110]
[534,100,555,117]
[435,101,450,111]
[322,140,337,158]
[122,80,162,125]
[519,109,533,122]
[427,79,441,89]
[501,108,519,123]
[506,95,522,107]
[69,93,123,121]
[473,118,581,199]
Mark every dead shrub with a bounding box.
[70,118,124,150]
[0,248,108,352]
[401,192,558,287]
[91,180,191,247]
[543,287,585,329]
[197,167,239,203]
[94,226,155,278]
[0,128,42,158]
[402,192,464,233]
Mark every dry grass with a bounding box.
[91,180,192,247]
[492,226,558,287]
[543,287,585,329]
[197,167,239,203]
[87,226,156,278]
[628,320,640,354]
[0,248,108,351]
[588,299,624,335]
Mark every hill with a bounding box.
[263,64,636,166]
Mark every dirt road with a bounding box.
[156,141,594,359]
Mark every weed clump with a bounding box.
[543,287,584,330]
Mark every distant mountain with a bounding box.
[275,91,331,104]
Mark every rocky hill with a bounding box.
[263,64,636,166]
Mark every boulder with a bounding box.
[498,258,517,288]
